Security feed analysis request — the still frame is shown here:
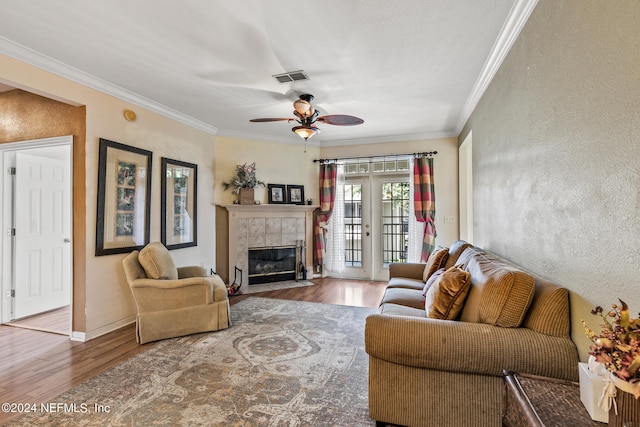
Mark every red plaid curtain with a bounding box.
[414,156,436,262]
[314,162,338,269]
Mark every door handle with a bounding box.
[366,232,370,236]
[64,238,71,243]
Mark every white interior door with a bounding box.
[13,152,71,319]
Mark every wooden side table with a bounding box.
[503,370,606,427]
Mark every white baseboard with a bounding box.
[71,316,136,342]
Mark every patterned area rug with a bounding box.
[7,298,377,426]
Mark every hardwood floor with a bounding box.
[6,305,70,335]
[0,278,386,425]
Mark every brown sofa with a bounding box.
[123,242,230,344]
[365,241,579,427]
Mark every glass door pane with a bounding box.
[381,181,410,266]
[344,183,362,267]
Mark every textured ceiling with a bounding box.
[0,0,535,145]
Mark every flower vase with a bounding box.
[609,389,640,427]
[239,188,254,205]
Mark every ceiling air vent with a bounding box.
[273,70,309,83]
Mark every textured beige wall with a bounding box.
[461,1,640,361]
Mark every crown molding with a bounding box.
[455,0,539,135]
[0,36,218,136]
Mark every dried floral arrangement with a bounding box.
[583,299,640,399]
[222,162,265,194]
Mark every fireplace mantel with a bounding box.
[217,204,319,214]
[215,204,318,285]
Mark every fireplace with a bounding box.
[248,245,297,284]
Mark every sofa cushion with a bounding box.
[381,288,425,310]
[459,249,535,328]
[387,277,426,290]
[379,303,426,318]
[389,263,426,280]
[424,266,471,320]
[138,242,178,280]
[523,279,571,337]
[442,240,473,270]
[422,248,449,282]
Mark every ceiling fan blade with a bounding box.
[317,114,364,126]
[250,118,295,122]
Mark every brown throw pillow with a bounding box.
[424,265,471,320]
[422,248,449,282]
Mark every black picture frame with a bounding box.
[287,185,305,205]
[268,184,286,204]
[161,158,197,250]
[95,138,152,256]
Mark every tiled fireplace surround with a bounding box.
[215,204,317,285]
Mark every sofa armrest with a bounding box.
[130,277,212,290]
[177,265,207,278]
[129,276,227,312]
[389,263,425,280]
[364,314,579,381]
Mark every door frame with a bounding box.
[336,171,410,281]
[0,135,73,326]
[459,131,473,243]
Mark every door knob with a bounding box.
[64,238,71,243]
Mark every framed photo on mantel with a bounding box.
[268,184,286,204]
[287,185,305,205]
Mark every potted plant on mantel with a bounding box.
[222,162,265,204]
[583,299,640,426]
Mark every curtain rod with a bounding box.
[312,151,437,164]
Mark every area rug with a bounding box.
[240,279,316,294]
[7,297,377,426]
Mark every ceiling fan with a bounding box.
[250,94,364,141]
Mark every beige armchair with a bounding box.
[122,242,230,344]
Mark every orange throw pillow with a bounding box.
[422,248,449,282]
[424,265,471,320]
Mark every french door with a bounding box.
[338,172,411,281]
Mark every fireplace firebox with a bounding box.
[248,245,297,284]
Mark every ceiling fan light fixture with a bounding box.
[292,125,319,140]
[293,99,313,117]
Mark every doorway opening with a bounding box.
[328,157,412,281]
[0,136,73,336]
